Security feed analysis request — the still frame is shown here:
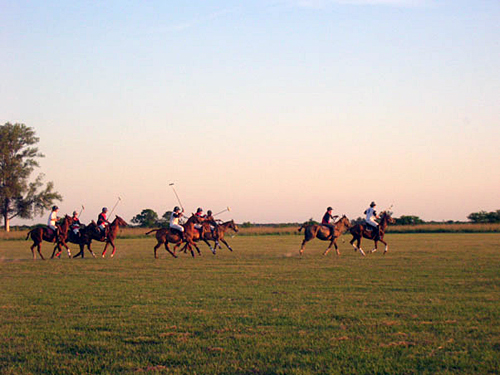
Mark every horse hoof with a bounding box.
[371,249,377,253]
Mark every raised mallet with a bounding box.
[109,197,122,217]
[78,205,85,217]
[169,183,184,211]
[214,206,231,216]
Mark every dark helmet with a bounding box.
[102,207,108,212]
[52,205,58,211]
[327,206,333,211]
[174,206,180,212]
[197,207,203,213]
[207,210,212,215]
[73,211,78,216]
[370,202,376,207]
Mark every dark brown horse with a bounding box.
[81,216,128,258]
[26,215,73,260]
[189,219,239,255]
[349,211,395,256]
[146,214,205,258]
[67,224,97,259]
[298,215,351,256]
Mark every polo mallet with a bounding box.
[169,183,184,211]
[109,197,122,217]
[214,206,231,216]
[78,205,85,217]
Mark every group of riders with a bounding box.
[46,204,220,243]
[47,206,112,242]
[170,206,219,240]
[45,201,380,244]
[321,201,381,237]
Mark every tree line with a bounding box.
[131,209,172,228]
[467,210,500,223]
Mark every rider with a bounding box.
[194,207,204,229]
[169,206,185,238]
[205,209,219,240]
[97,207,110,237]
[70,210,82,239]
[364,201,380,238]
[321,207,338,234]
[47,205,61,241]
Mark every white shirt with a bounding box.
[48,211,58,228]
[365,207,377,222]
[170,212,181,226]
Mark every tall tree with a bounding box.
[131,209,159,227]
[0,122,62,231]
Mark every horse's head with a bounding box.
[189,214,205,224]
[338,215,350,228]
[380,211,395,224]
[61,215,73,227]
[114,215,128,227]
[228,220,239,232]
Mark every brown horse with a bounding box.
[81,216,128,258]
[146,214,205,258]
[349,211,395,256]
[189,219,239,255]
[298,215,351,256]
[26,215,73,260]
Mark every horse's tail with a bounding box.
[145,229,159,235]
[25,230,33,240]
[298,223,307,232]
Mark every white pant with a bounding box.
[170,223,184,232]
[366,219,378,228]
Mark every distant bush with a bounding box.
[394,215,425,225]
[467,210,500,223]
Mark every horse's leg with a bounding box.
[73,244,83,258]
[64,243,72,258]
[378,238,389,254]
[30,243,36,260]
[357,237,366,256]
[323,238,334,256]
[333,238,340,256]
[110,240,117,257]
[186,241,196,258]
[87,243,96,258]
[154,241,162,259]
[37,243,45,260]
[299,238,309,256]
[164,243,177,258]
[350,236,358,251]
[202,239,215,254]
[51,244,58,259]
[220,239,233,252]
[102,242,109,257]
[193,243,202,256]
[371,240,378,254]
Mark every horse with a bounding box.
[145,214,205,258]
[298,215,351,256]
[349,211,395,256]
[80,216,128,258]
[188,219,239,255]
[25,215,73,260]
[67,224,97,259]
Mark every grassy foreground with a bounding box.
[1,233,499,374]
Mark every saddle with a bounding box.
[170,228,184,238]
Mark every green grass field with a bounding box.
[1,233,499,374]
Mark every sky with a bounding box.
[1,0,499,224]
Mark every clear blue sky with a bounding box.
[1,0,499,224]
